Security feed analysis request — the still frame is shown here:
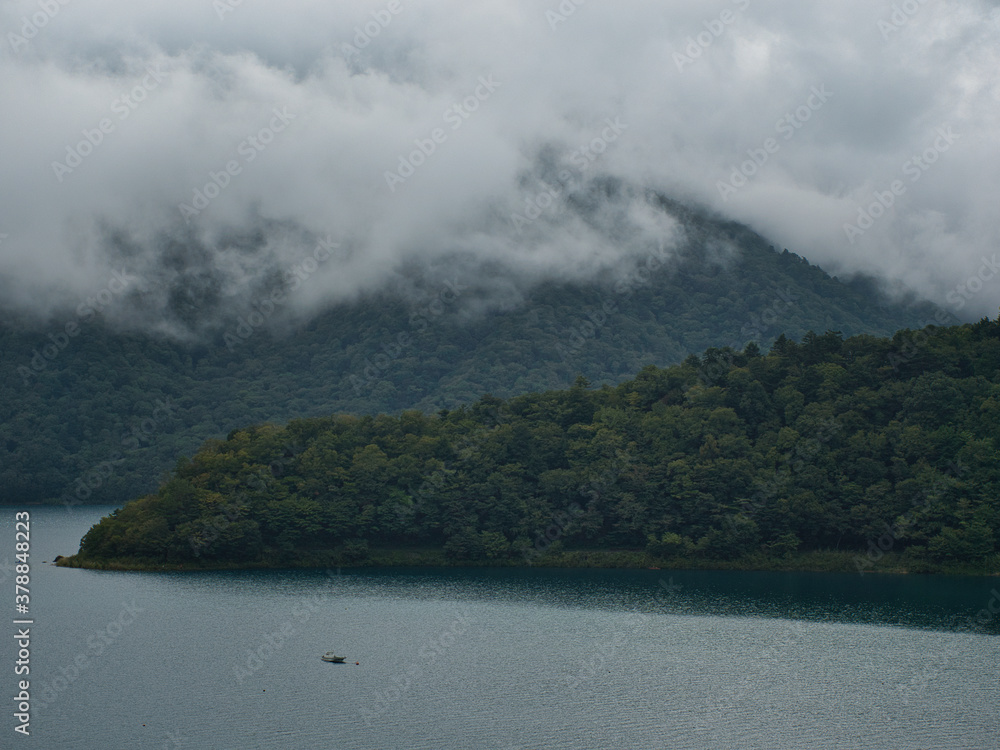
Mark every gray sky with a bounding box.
[1,0,998,330]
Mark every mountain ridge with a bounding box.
[1,202,944,505]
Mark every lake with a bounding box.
[2,505,998,749]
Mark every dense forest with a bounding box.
[63,316,1000,574]
[1,204,938,507]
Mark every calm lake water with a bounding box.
[2,505,998,749]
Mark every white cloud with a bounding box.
[0,0,998,328]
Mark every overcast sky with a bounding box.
[1,0,998,331]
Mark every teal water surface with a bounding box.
[1,505,997,749]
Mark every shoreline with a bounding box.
[55,548,1000,577]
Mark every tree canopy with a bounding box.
[65,316,1000,574]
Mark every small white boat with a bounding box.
[321,652,346,663]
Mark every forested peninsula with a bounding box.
[60,318,1000,575]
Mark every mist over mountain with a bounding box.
[2,0,999,330]
[1,201,942,506]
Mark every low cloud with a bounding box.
[1,0,998,331]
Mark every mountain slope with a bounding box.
[1,205,941,505]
